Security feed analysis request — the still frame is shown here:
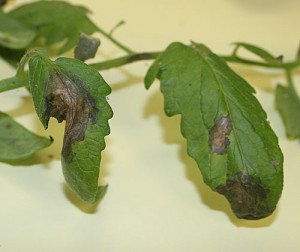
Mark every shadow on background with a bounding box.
[144,87,279,227]
[63,183,99,214]
[62,143,112,213]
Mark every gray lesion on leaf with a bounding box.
[209,115,233,154]
[216,172,271,220]
[46,71,98,161]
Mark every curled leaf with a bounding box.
[28,51,113,203]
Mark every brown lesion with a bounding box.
[46,71,98,161]
[209,115,233,154]
[216,173,271,220]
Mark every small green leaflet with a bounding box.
[275,84,300,138]
[0,10,35,49]
[8,1,99,53]
[233,42,282,63]
[145,42,283,220]
[28,51,113,204]
[0,112,52,162]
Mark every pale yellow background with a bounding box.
[0,0,300,251]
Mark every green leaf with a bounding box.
[0,112,52,162]
[233,42,282,63]
[0,10,35,49]
[275,84,300,138]
[8,1,99,53]
[145,42,283,220]
[27,51,113,204]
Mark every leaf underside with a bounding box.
[28,52,113,204]
[0,112,52,161]
[145,42,283,220]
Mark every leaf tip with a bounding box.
[216,173,274,220]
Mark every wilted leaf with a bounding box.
[8,1,99,53]
[275,84,300,138]
[0,112,52,161]
[145,42,283,220]
[28,51,113,203]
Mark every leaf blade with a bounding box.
[275,84,300,138]
[145,42,283,219]
[0,112,52,162]
[8,1,99,53]
[0,10,35,49]
[28,53,112,203]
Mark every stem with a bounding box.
[90,50,300,72]
[90,51,161,70]
[286,68,297,93]
[2,48,300,93]
[221,54,300,70]
[97,27,135,54]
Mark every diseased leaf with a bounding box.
[0,112,52,161]
[28,51,113,204]
[0,10,35,49]
[145,42,283,220]
[8,1,99,53]
[233,42,282,63]
[275,84,300,138]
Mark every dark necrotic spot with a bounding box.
[209,115,232,155]
[216,173,271,220]
[5,123,12,129]
[0,0,7,6]
[46,71,98,161]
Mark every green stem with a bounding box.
[90,50,300,72]
[2,48,300,93]
[90,51,161,70]
[221,54,300,70]
[285,68,297,93]
[97,27,135,54]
